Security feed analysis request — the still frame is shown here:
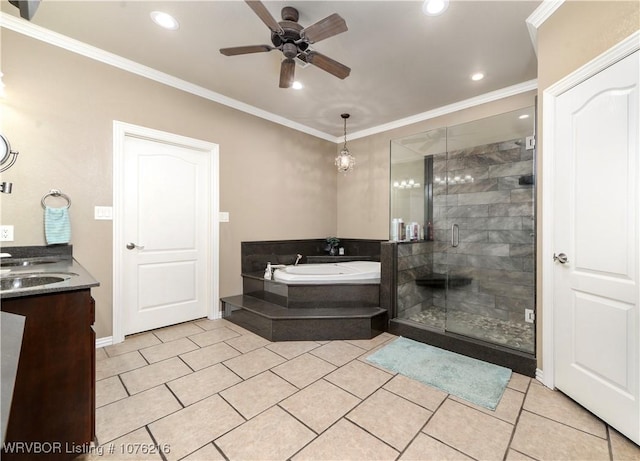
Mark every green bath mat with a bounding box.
[366,337,511,410]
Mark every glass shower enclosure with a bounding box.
[389,107,536,354]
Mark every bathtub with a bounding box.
[273,261,381,284]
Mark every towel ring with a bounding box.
[41,189,71,209]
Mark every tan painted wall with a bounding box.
[535,1,639,366]
[0,30,337,338]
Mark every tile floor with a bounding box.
[85,318,640,461]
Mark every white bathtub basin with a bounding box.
[273,261,381,284]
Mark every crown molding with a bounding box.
[2,11,538,144]
[526,0,565,54]
[347,79,538,142]
[0,12,335,142]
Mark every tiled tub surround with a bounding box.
[393,139,535,354]
[86,319,640,461]
[222,239,386,341]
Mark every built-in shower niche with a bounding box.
[388,107,536,374]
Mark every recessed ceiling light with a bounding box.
[150,11,179,30]
[471,72,484,81]
[292,81,303,90]
[422,0,449,16]
[519,114,530,119]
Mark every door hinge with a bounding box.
[525,136,536,150]
[525,309,535,323]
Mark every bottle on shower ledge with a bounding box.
[264,262,272,280]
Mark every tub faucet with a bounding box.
[0,253,11,258]
[294,254,302,265]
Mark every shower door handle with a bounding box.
[451,224,459,247]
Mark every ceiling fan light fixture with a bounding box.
[335,113,355,173]
[422,0,449,16]
[150,11,179,30]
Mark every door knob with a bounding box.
[553,253,568,264]
[126,242,144,250]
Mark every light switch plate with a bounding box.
[94,206,113,220]
[219,212,229,222]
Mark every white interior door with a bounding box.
[121,133,214,335]
[553,50,639,444]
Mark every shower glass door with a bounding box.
[390,106,536,354]
[442,108,535,353]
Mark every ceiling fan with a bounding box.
[220,1,351,88]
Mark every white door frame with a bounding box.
[112,121,221,344]
[541,31,640,388]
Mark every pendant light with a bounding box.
[335,113,355,173]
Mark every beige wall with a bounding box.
[535,1,639,366]
[1,30,337,338]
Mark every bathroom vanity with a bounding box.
[0,246,99,460]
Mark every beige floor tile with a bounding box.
[96,347,108,361]
[325,359,393,399]
[188,327,240,347]
[139,337,199,364]
[220,371,297,419]
[609,427,640,460]
[309,340,367,366]
[384,374,448,411]
[505,449,537,461]
[179,342,240,371]
[224,332,271,353]
[507,373,531,393]
[223,347,286,379]
[280,379,361,433]
[348,388,432,451]
[424,399,513,461]
[96,351,147,381]
[85,428,163,460]
[96,376,128,408]
[451,387,524,424]
[181,443,225,461]
[523,382,607,438]
[168,363,241,406]
[346,332,397,351]
[105,333,161,357]
[216,406,315,461]
[120,357,192,395]
[266,340,321,359]
[400,433,473,461]
[511,410,609,460]
[271,353,337,388]
[96,385,181,444]
[292,419,399,461]
[152,322,205,342]
[148,394,244,461]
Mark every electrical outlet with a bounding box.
[0,225,14,242]
[525,309,535,323]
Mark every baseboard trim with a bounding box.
[96,336,113,349]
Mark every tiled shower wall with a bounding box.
[394,138,535,351]
[431,138,535,328]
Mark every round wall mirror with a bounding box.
[0,134,19,172]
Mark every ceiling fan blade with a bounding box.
[220,45,273,56]
[301,13,347,43]
[245,1,283,35]
[305,51,351,79]
[279,58,296,88]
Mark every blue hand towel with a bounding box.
[44,206,71,245]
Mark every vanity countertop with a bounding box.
[1,245,99,299]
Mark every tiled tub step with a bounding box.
[221,295,387,342]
